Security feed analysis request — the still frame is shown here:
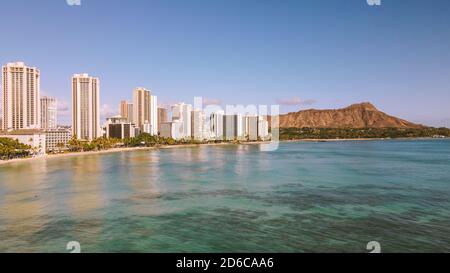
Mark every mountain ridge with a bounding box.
[277,102,425,129]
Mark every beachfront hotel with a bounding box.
[258,116,269,140]
[157,107,169,133]
[172,103,192,139]
[210,111,224,140]
[191,108,206,141]
[119,100,134,123]
[45,128,72,152]
[249,115,269,140]
[0,129,46,155]
[40,96,57,129]
[248,116,259,141]
[104,115,136,139]
[72,73,101,141]
[224,114,245,141]
[1,62,41,131]
[132,87,158,136]
[160,120,183,140]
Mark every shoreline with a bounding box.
[0,141,263,166]
[1,137,448,166]
[0,146,156,166]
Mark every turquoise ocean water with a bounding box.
[0,140,449,253]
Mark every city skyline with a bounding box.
[0,60,271,145]
[1,0,450,127]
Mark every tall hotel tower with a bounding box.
[119,100,134,123]
[157,107,169,133]
[72,74,100,140]
[133,87,158,135]
[172,103,192,139]
[40,96,57,129]
[191,109,204,141]
[210,111,224,140]
[1,62,41,130]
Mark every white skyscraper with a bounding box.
[248,115,259,141]
[1,62,41,130]
[242,115,249,140]
[191,109,204,141]
[150,94,158,135]
[133,87,158,135]
[158,107,169,133]
[172,103,192,139]
[247,115,269,141]
[41,96,57,129]
[72,73,100,140]
[258,116,269,140]
[160,120,183,140]
[224,114,244,141]
[210,111,224,140]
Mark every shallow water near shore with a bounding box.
[1,139,450,252]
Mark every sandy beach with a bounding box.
[0,146,156,166]
[0,141,266,166]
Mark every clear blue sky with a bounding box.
[1,0,450,127]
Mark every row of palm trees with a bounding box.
[0,138,32,160]
[2,132,263,159]
[67,137,121,152]
[66,133,242,153]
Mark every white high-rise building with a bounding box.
[160,120,183,140]
[258,116,269,140]
[172,103,192,139]
[248,115,259,141]
[40,96,57,129]
[1,62,41,130]
[191,109,204,141]
[202,117,212,141]
[224,114,245,141]
[242,115,249,140]
[247,115,269,141]
[150,94,158,135]
[224,115,235,141]
[223,114,243,141]
[210,111,224,140]
[72,73,100,141]
[158,107,169,134]
[133,87,158,135]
